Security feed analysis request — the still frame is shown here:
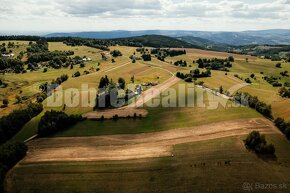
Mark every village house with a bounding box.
[1,53,14,57]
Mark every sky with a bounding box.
[0,0,290,34]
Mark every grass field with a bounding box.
[54,83,261,137]
[10,44,290,141]
[11,82,261,141]
[2,42,290,193]
[6,134,290,193]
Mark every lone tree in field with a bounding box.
[228,56,235,62]
[2,99,8,107]
[275,63,282,68]
[219,86,224,94]
[118,77,126,89]
[131,75,135,83]
[244,131,275,155]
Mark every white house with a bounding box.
[1,53,14,57]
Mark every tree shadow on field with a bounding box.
[256,154,277,162]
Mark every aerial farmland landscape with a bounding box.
[1,0,290,193]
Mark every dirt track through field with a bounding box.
[23,118,280,163]
[128,76,180,108]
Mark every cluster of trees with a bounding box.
[26,39,89,71]
[245,78,252,84]
[196,58,233,71]
[0,44,5,53]
[274,118,290,139]
[0,36,112,51]
[72,71,81,77]
[110,50,122,57]
[0,141,27,191]
[141,53,151,61]
[174,60,187,67]
[1,38,84,72]
[27,50,76,69]
[27,39,48,53]
[129,54,141,63]
[244,131,275,155]
[284,82,290,87]
[0,57,24,73]
[280,71,289,77]
[151,49,186,61]
[263,76,282,87]
[39,74,68,94]
[38,110,83,137]
[279,87,290,98]
[98,75,111,89]
[270,55,281,61]
[0,103,43,144]
[96,76,129,109]
[234,74,254,84]
[0,44,8,53]
[176,69,211,82]
[64,38,111,51]
[233,92,272,118]
[0,42,24,73]
[136,47,147,53]
[190,69,211,78]
[0,42,17,56]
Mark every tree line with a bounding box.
[38,74,69,102]
[176,69,211,82]
[274,118,290,139]
[38,110,84,137]
[0,103,43,145]
[0,141,27,192]
[233,92,272,118]
[174,60,187,67]
[263,76,282,87]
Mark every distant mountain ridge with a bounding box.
[45,29,290,46]
[113,35,198,48]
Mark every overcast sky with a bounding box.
[0,0,290,34]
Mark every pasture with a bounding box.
[2,41,290,193]
[6,134,290,193]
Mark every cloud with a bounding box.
[0,0,290,32]
[1,0,290,19]
[55,0,162,17]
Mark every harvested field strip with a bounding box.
[22,118,279,163]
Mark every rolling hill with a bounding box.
[114,35,199,48]
[46,29,290,46]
